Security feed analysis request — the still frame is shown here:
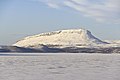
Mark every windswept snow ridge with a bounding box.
[14,29,107,47]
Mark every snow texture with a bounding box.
[0,53,120,80]
[14,29,107,47]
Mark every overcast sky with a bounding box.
[0,0,120,45]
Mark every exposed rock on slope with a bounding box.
[0,45,63,53]
[14,29,107,47]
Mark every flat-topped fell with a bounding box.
[14,29,107,47]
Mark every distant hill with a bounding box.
[13,29,108,47]
[1,29,119,53]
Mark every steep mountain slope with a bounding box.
[14,29,107,47]
[105,40,120,44]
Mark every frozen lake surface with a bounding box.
[0,53,120,80]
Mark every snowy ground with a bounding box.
[0,53,120,80]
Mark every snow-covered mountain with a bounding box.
[14,29,108,47]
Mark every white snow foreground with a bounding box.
[0,54,120,80]
[13,29,107,48]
